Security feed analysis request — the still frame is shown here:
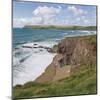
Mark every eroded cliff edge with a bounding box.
[35,35,96,83]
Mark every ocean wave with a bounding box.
[78,30,96,35]
[13,41,56,86]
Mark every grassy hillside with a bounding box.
[13,64,96,99]
[13,35,97,99]
[23,25,97,31]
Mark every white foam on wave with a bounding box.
[13,41,56,86]
[78,30,96,35]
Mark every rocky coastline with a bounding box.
[34,35,96,83]
[13,35,96,99]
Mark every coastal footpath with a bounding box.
[13,35,97,99]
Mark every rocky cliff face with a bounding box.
[35,35,96,83]
[57,36,96,66]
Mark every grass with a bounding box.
[13,64,97,99]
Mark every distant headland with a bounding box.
[23,25,97,30]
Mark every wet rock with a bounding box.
[34,44,38,45]
[39,49,43,51]
[22,46,33,48]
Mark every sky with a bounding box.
[13,1,97,28]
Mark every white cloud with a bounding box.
[13,6,62,27]
[76,18,81,21]
[84,19,89,24]
[13,18,25,28]
[33,6,61,16]
[67,6,87,16]
[32,6,62,24]
[13,17,43,28]
[76,16,85,22]
[75,16,92,26]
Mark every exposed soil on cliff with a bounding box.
[34,35,96,83]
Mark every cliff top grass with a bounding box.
[65,35,96,48]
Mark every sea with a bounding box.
[13,28,96,86]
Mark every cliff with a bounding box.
[35,35,96,83]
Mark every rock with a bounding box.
[22,46,33,48]
[39,49,43,51]
[52,45,58,53]
[47,48,54,53]
[34,44,38,45]
[35,35,96,83]
[57,36,96,66]
[38,46,44,48]
[33,47,38,48]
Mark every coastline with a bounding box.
[34,34,96,83]
[14,34,96,86]
[13,29,96,86]
[13,41,57,86]
[13,34,97,99]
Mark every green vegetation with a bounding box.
[13,64,96,99]
[52,44,58,52]
[24,25,97,31]
[13,35,97,99]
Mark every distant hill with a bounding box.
[23,25,97,30]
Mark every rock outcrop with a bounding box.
[35,35,96,83]
[57,36,96,66]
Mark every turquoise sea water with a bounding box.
[13,28,96,86]
[13,28,96,48]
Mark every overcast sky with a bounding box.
[13,1,97,28]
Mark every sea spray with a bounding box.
[13,42,56,86]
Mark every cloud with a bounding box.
[13,17,43,27]
[13,6,62,27]
[33,6,61,16]
[84,19,89,24]
[75,16,94,26]
[67,6,87,16]
[13,5,96,27]
[32,6,62,24]
[13,18,24,28]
